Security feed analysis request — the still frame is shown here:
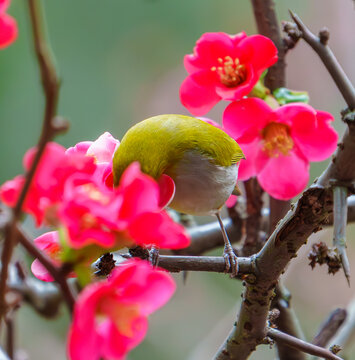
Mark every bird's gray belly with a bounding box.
[167,151,238,216]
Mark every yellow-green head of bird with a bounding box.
[113,114,244,215]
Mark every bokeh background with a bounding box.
[1,0,355,359]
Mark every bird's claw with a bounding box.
[223,245,238,278]
[149,246,160,267]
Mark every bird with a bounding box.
[113,114,245,276]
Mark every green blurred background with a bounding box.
[1,0,355,359]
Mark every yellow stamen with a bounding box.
[262,122,294,157]
[211,56,247,87]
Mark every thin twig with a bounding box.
[288,11,355,110]
[267,328,343,360]
[313,308,347,347]
[0,0,63,322]
[273,283,307,360]
[333,187,350,285]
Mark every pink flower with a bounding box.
[58,163,190,250]
[59,175,125,249]
[0,0,17,49]
[68,258,175,360]
[223,98,338,200]
[180,32,278,115]
[0,142,96,225]
[31,231,76,282]
[66,132,120,187]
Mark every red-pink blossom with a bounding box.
[68,258,175,360]
[0,0,17,49]
[59,175,124,249]
[0,142,96,225]
[66,132,120,187]
[180,32,278,115]
[223,98,338,200]
[31,231,76,282]
[57,162,189,250]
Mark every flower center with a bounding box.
[262,122,294,157]
[211,56,247,87]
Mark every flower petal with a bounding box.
[237,34,278,70]
[223,98,273,139]
[238,140,269,180]
[292,109,338,161]
[31,259,54,282]
[257,149,309,200]
[86,132,120,163]
[128,212,190,249]
[180,70,221,116]
[0,13,17,49]
[184,32,236,73]
[110,259,176,315]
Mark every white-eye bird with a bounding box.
[113,114,245,275]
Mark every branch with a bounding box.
[267,328,343,360]
[215,187,333,360]
[313,308,347,348]
[242,178,264,256]
[251,0,287,90]
[0,0,65,322]
[273,284,307,360]
[288,11,355,110]
[327,297,355,352]
[124,254,256,275]
[333,187,350,285]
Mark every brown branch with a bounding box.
[215,187,333,360]
[251,0,287,90]
[5,311,15,360]
[267,328,343,360]
[313,308,347,348]
[288,11,355,110]
[242,178,264,256]
[327,298,355,352]
[124,254,256,275]
[0,0,65,322]
[273,284,307,360]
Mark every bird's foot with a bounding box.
[149,246,160,267]
[223,245,238,278]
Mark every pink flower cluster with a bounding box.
[0,0,17,49]
[68,258,175,360]
[1,133,190,281]
[181,32,338,200]
[1,133,188,359]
